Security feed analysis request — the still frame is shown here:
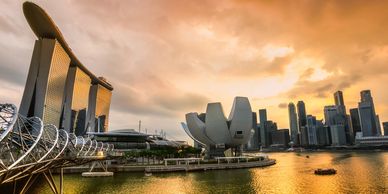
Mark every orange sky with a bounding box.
[1,0,388,143]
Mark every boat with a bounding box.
[314,168,336,175]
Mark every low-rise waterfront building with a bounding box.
[89,129,181,151]
[355,132,388,146]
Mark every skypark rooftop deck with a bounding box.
[23,1,113,90]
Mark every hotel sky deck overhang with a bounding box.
[23,1,113,91]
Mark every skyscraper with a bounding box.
[20,39,71,128]
[63,66,91,135]
[270,129,290,147]
[333,90,352,144]
[316,120,330,146]
[248,112,259,149]
[306,115,318,145]
[288,103,299,145]
[324,105,347,146]
[20,5,114,135]
[358,90,379,136]
[324,105,340,126]
[265,120,278,146]
[350,108,361,137]
[87,82,113,133]
[259,109,268,147]
[330,125,347,146]
[334,91,344,105]
[297,101,307,146]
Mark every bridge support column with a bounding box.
[60,168,63,194]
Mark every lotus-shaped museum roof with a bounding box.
[181,97,253,147]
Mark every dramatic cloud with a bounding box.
[1,0,388,142]
[278,103,288,109]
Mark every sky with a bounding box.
[1,0,388,143]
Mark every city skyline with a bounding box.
[2,1,388,143]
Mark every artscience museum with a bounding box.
[181,97,254,157]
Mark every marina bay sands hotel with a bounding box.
[19,2,113,136]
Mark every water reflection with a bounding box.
[31,152,388,194]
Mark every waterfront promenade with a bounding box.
[56,158,276,174]
[145,158,276,173]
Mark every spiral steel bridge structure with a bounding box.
[0,104,117,193]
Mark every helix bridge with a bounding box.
[0,103,117,193]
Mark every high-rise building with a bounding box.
[20,8,114,135]
[63,67,91,135]
[266,120,277,145]
[248,112,259,149]
[358,103,376,136]
[330,125,347,146]
[333,91,352,143]
[316,120,330,146]
[87,83,113,133]
[376,115,382,136]
[299,126,308,146]
[259,109,268,147]
[350,108,361,136]
[306,115,318,145]
[20,39,71,128]
[270,129,290,147]
[324,105,347,146]
[297,101,307,145]
[324,105,341,126]
[383,122,388,136]
[334,91,345,107]
[288,103,299,145]
[358,90,379,136]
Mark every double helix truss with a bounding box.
[0,103,115,184]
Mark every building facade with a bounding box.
[317,122,331,146]
[297,101,307,146]
[288,102,299,145]
[248,112,259,149]
[183,97,254,158]
[383,122,388,136]
[333,91,352,143]
[87,83,113,133]
[350,108,361,137]
[358,90,380,136]
[63,66,91,135]
[324,105,347,146]
[271,129,290,147]
[259,109,268,147]
[330,125,347,146]
[20,3,113,136]
[20,39,71,128]
[306,115,318,145]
